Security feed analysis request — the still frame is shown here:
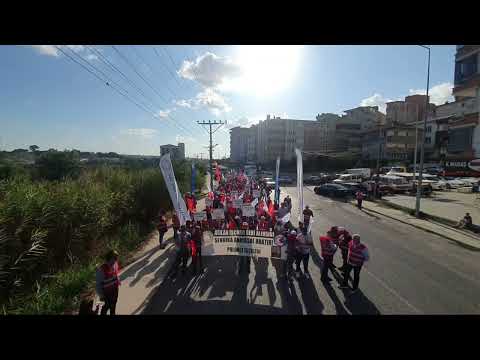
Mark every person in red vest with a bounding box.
[337,227,352,272]
[190,224,203,275]
[157,212,168,249]
[284,229,298,279]
[319,230,338,283]
[356,190,365,210]
[96,249,121,315]
[257,216,269,231]
[339,234,370,293]
[228,216,237,230]
[328,226,340,268]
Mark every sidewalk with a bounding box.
[351,200,480,251]
[384,192,480,226]
[116,195,207,314]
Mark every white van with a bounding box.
[379,175,412,193]
[346,168,371,178]
[333,174,363,184]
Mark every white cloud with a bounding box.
[175,135,195,144]
[156,109,173,118]
[30,45,92,58]
[121,128,157,139]
[409,82,454,106]
[225,114,266,129]
[174,99,192,108]
[31,45,60,57]
[178,52,242,89]
[195,88,232,115]
[359,93,392,114]
[85,54,98,61]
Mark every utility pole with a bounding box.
[197,120,225,191]
[415,45,431,218]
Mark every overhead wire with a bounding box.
[56,46,193,138]
[111,45,196,137]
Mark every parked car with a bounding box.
[304,175,323,185]
[437,177,465,189]
[341,182,365,195]
[278,175,294,185]
[361,180,393,196]
[314,184,350,198]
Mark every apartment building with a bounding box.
[230,126,251,163]
[386,95,435,125]
[160,143,185,160]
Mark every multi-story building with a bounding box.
[386,95,435,125]
[246,125,257,162]
[453,45,480,102]
[315,113,341,153]
[229,126,250,163]
[160,143,185,160]
[315,107,385,155]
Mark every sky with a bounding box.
[0,45,456,158]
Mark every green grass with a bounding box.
[0,162,205,314]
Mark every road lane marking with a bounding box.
[363,267,423,314]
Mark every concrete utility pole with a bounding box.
[415,45,431,218]
[197,120,225,191]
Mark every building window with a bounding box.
[426,126,432,133]
[425,137,431,144]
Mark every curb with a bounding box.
[359,205,480,251]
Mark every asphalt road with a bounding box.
[141,186,480,314]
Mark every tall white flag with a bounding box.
[295,148,304,222]
[159,153,191,225]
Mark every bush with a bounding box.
[0,160,204,312]
[35,151,80,181]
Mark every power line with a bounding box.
[112,45,169,104]
[154,46,183,89]
[86,45,160,110]
[111,45,196,137]
[55,46,192,138]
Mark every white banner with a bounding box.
[193,211,207,222]
[241,204,255,217]
[232,199,243,208]
[295,148,304,222]
[251,198,258,207]
[159,153,191,225]
[212,208,225,220]
[202,229,286,260]
[275,156,280,203]
[252,190,260,198]
[205,198,213,207]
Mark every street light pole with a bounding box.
[415,45,431,218]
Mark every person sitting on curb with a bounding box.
[456,212,473,230]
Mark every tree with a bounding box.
[35,151,80,181]
[29,145,39,153]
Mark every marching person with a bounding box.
[356,190,365,210]
[303,205,313,229]
[172,212,180,240]
[337,227,352,272]
[319,229,338,283]
[258,215,269,231]
[328,226,340,268]
[285,229,298,280]
[191,224,203,275]
[339,234,370,293]
[295,222,312,278]
[95,250,121,315]
[171,224,191,277]
[238,220,251,275]
[157,212,168,249]
[274,219,284,236]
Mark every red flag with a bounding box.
[268,202,274,218]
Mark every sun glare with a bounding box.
[221,45,303,97]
